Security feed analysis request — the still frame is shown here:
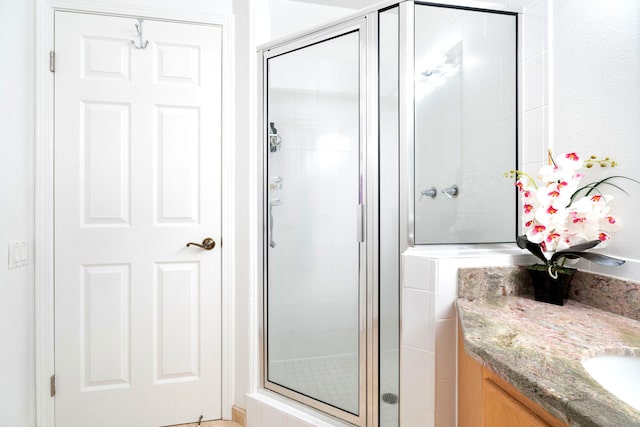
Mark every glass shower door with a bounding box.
[413,5,517,244]
[264,28,363,422]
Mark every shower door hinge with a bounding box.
[50,374,56,397]
[49,51,55,73]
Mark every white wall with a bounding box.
[232,0,262,410]
[266,0,358,41]
[551,0,640,279]
[0,1,36,425]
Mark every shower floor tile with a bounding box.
[268,349,399,426]
[269,353,359,415]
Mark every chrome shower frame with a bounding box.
[257,1,520,426]
[259,15,374,427]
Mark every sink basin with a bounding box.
[582,355,640,411]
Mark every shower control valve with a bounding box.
[269,176,283,191]
[420,187,437,199]
[442,184,459,198]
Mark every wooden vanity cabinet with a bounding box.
[458,327,568,427]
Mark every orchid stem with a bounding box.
[504,170,539,190]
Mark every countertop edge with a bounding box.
[457,303,574,426]
[457,296,640,427]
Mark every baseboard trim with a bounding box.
[232,406,246,427]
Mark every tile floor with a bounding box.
[269,353,360,414]
[169,420,241,427]
[267,350,399,426]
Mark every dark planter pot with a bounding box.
[526,265,577,306]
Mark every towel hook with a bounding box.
[131,19,149,49]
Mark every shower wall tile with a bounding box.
[269,302,357,336]
[295,92,318,121]
[523,51,546,112]
[401,346,435,412]
[294,335,320,359]
[269,90,295,121]
[461,117,514,166]
[462,11,486,44]
[462,81,513,130]
[318,96,342,123]
[463,47,496,92]
[246,394,354,427]
[268,334,297,362]
[512,0,551,173]
[509,0,532,8]
[262,405,288,427]
[318,60,358,93]
[269,240,357,273]
[287,417,314,427]
[402,249,533,427]
[457,167,515,213]
[401,402,435,427]
[402,254,432,291]
[429,259,438,289]
[279,211,355,244]
[340,127,359,152]
[315,329,357,357]
[296,151,319,179]
[268,149,297,177]
[293,270,356,301]
[523,0,546,58]
[293,124,317,151]
[246,395,263,427]
[523,106,547,164]
[402,289,435,351]
[436,260,458,320]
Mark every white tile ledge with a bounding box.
[247,391,353,427]
[404,243,526,259]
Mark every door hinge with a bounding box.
[49,51,55,73]
[50,374,56,397]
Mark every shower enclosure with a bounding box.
[259,2,517,426]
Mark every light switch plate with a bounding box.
[8,241,29,269]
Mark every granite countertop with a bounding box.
[457,267,640,427]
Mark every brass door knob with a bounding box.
[186,238,216,250]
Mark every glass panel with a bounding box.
[266,31,361,416]
[414,5,517,244]
[379,6,400,427]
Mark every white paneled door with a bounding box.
[54,12,222,427]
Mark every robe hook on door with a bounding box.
[131,19,149,49]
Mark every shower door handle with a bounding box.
[269,198,283,248]
[357,203,365,243]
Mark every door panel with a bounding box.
[154,261,200,382]
[54,11,222,426]
[82,264,131,390]
[82,101,131,225]
[155,105,201,224]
